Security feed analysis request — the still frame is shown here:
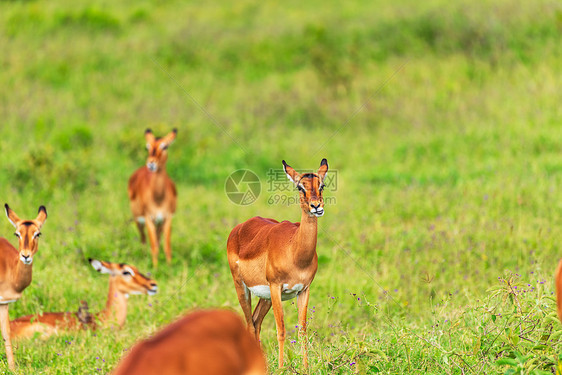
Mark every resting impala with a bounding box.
[227,159,329,368]
[10,259,158,339]
[0,204,47,369]
[112,309,267,375]
[128,128,178,266]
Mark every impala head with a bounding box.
[89,259,158,296]
[144,128,177,172]
[5,204,47,265]
[283,159,329,217]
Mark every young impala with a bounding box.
[227,159,329,368]
[128,128,178,267]
[112,309,267,375]
[10,259,158,339]
[0,204,47,369]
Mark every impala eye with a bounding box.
[14,233,20,238]
[35,232,42,238]
[122,271,132,276]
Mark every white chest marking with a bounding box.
[136,217,146,224]
[248,283,305,301]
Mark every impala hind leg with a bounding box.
[252,298,272,342]
[297,287,311,369]
[0,304,14,369]
[144,217,159,267]
[162,217,172,264]
[229,261,254,334]
[270,283,286,368]
[135,221,146,244]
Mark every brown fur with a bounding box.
[9,260,157,340]
[227,159,328,368]
[0,204,47,369]
[556,259,562,322]
[128,129,178,267]
[112,309,266,375]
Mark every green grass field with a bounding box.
[1,0,562,373]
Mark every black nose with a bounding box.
[310,203,320,209]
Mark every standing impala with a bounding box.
[128,128,178,267]
[227,159,329,368]
[0,204,47,369]
[10,259,158,339]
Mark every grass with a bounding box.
[1,0,562,373]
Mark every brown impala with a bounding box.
[0,204,47,369]
[112,309,267,375]
[128,128,178,267]
[227,159,329,368]
[556,259,562,322]
[10,259,157,339]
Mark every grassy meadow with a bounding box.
[1,0,562,373]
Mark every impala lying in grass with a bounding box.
[10,259,157,339]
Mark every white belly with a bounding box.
[0,296,17,304]
[247,283,305,301]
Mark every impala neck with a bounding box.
[99,279,128,327]
[295,210,318,267]
[12,259,33,294]
[151,166,169,197]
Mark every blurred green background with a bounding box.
[1,0,562,373]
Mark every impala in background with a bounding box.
[128,128,178,267]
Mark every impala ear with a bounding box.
[159,128,177,150]
[144,128,155,144]
[282,160,301,186]
[35,206,47,229]
[317,158,328,183]
[89,258,113,274]
[5,204,20,228]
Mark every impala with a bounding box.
[10,259,157,339]
[0,204,47,369]
[227,159,329,368]
[128,128,178,266]
[112,309,267,375]
[556,259,562,322]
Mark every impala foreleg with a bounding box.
[270,284,286,368]
[297,287,310,369]
[144,217,159,267]
[162,218,172,264]
[0,305,14,369]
